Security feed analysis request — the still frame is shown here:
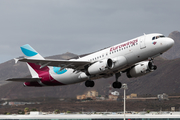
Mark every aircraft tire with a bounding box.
[90,81,94,87]
[153,65,157,70]
[117,82,122,88]
[85,80,90,87]
[112,81,121,89]
[85,80,94,87]
[113,82,117,88]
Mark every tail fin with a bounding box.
[20,44,44,60]
[20,44,48,78]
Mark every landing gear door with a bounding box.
[140,35,146,49]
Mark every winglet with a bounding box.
[14,58,19,64]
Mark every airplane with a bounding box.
[6,33,174,88]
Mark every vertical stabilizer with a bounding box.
[20,44,47,78]
[20,44,44,60]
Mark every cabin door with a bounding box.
[140,35,146,49]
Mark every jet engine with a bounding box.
[86,56,127,76]
[111,56,127,69]
[126,61,157,78]
[86,58,113,75]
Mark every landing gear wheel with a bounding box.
[112,81,122,89]
[90,81,94,87]
[85,81,89,87]
[117,82,122,88]
[113,82,117,88]
[153,65,157,70]
[85,80,94,87]
[112,72,122,89]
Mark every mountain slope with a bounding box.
[162,31,180,59]
[0,57,179,99]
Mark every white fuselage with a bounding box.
[48,33,174,85]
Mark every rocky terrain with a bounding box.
[162,31,180,59]
[1,97,180,114]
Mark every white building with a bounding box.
[111,91,119,96]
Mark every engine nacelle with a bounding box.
[126,61,157,78]
[111,56,127,69]
[86,58,113,75]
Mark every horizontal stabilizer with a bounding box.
[6,78,41,82]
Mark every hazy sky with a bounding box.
[0,0,180,63]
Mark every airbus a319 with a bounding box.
[7,33,174,88]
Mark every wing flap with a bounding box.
[6,78,41,82]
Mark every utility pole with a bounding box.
[122,83,128,120]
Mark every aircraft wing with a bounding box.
[17,58,91,70]
[6,78,41,82]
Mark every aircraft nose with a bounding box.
[167,38,174,49]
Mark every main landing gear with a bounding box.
[85,72,122,88]
[85,80,94,87]
[112,72,122,89]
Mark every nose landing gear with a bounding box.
[148,58,157,71]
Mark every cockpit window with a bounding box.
[152,35,165,40]
[159,35,165,38]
